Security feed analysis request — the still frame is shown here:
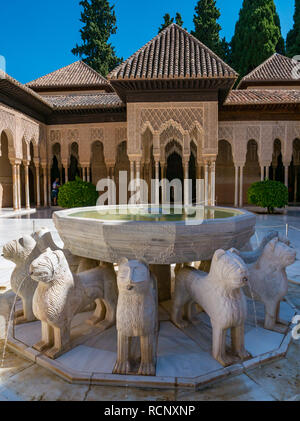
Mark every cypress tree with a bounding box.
[158,14,174,33]
[158,13,184,33]
[286,0,300,58]
[191,0,230,62]
[231,0,285,77]
[72,0,122,76]
[175,13,184,27]
[191,0,222,53]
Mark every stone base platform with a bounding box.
[7,299,296,390]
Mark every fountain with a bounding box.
[2,205,296,390]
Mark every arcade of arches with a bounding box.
[2,110,300,211]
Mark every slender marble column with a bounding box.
[155,161,160,205]
[234,165,239,208]
[16,164,21,210]
[130,161,135,183]
[64,166,68,184]
[24,163,30,210]
[239,166,244,208]
[87,166,90,183]
[42,166,48,207]
[11,163,18,211]
[261,165,265,181]
[183,161,189,206]
[204,163,209,206]
[47,166,52,205]
[35,163,41,208]
[210,161,216,207]
[284,165,289,188]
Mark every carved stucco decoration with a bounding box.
[21,119,39,144]
[140,108,203,132]
[273,125,286,142]
[91,128,104,143]
[218,126,233,142]
[67,129,79,144]
[0,108,15,135]
[50,130,61,144]
[115,127,127,145]
[247,126,260,142]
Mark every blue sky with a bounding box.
[0,0,295,84]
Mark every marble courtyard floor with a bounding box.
[0,209,299,401]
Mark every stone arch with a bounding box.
[0,128,15,160]
[0,131,13,208]
[165,139,184,203]
[141,121,155,136]
[244,139,260,204]
[160,124,184,162]
[216,140,235,205]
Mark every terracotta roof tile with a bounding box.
[225,89,300,105]
[239,54,300,88]
[44,93,124,110]
[108,24,238,81]
[26,61,111,90]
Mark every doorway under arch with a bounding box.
[216,140,235,205]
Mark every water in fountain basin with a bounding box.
[1,276,29,368]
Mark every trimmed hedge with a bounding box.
[57,177,98,209]
[247,180,288,214]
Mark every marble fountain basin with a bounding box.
[53,205,256,264]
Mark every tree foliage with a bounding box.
[231,0,285,78]
[158,12,184,33]
[58,177,99,209]
[247,180,288,214]
[72,0,122,76]
[286,0,300,58]
[191,0,230,62]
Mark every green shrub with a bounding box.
[57,177,98,209]
[247,180,288,214]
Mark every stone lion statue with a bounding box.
[172,249,251,367]
[233,236,296,333]
[113,259,158,376]
[2,234,39,324]
[30,248,118,359]
[2,228,100,325]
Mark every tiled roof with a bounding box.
[26,61,112,90]
[225,89,300,105]
[44,93,124,110]
[239,54,300,88]
[0,70,53,109]
[108,24,238,81]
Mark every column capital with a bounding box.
[22,160,30,167]
[10,158,22,166]
[33,158,40,167]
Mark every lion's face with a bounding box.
[213,249,249,290]
[266,238,296,268]
[30,248,62,284]
[117,259,150,293]
[2,236,36,263]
